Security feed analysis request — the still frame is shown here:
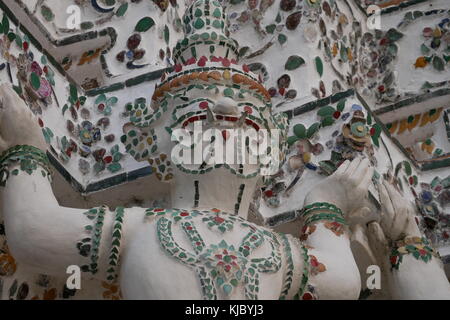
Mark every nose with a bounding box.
[212,97,239,115]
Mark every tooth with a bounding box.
[206,107,216,123]
[199,161,207,169]
[235,112,246,128]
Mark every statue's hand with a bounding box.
[304,157,374,216]
[0,83,47,152]
[378,180,421,241]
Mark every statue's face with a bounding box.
[149,90,288,179]
[121,66,289,182]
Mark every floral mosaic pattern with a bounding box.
[415,176,450,248]
[76,206,124,299]
[116,17,155,69]
[390,236,438,270]
[154,208,284,299]
[0,16,55,115]
[0,145,52,187]
[358,28,403,103]
[61,87,125,175]
[264,100,380,209]
[414,17,450,72]
[144,207,314,300]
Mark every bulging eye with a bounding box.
[243,106,253,114]
[199,101,209,110]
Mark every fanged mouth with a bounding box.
[181,114,261,131]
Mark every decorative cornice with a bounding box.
[0,0,167,96]
[373,88,450,116]
[47,152,154,194]
[352,0,430,16]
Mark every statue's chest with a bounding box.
[145,208,294,300]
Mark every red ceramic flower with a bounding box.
[333,111,341,119]
[390,256,398,265]
[302,292,314,300]
[214,216,225,224]
[264,190,274,197]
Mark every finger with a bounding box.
[380,181,395,218]
[385,182,403,213]
[353,158,370,182]
[400,211,411,237]
[367,222,388,246]
[391,207,409,240]
[334,159,350,176]
[407,201,418,215]
[367,222,389,257]
[348,206,371,221]
[344,157,362,176]
[350,223,365,242]
[358,165,374,189]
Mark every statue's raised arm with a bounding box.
[293,157,374,299]
[366,181,450,299]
